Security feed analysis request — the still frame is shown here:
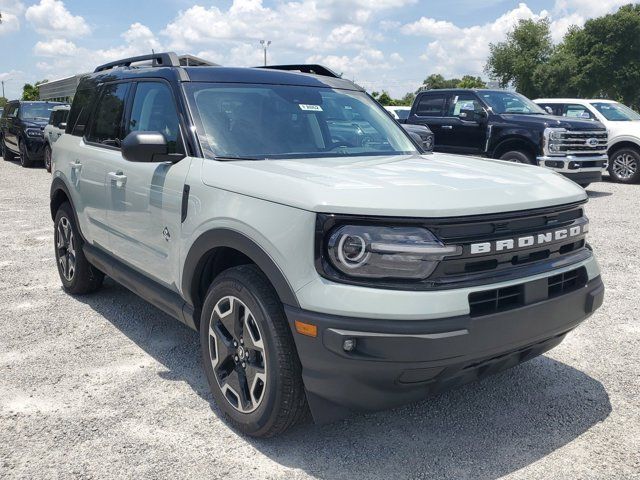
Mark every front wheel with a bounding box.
[44,144,52,172]
[499,150,535,165]
[19,140,35,168]
[54,202,104,294]
[1,137,16,161]
[609,148,640,183]
[200,265,307,437]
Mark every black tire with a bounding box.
[1,137,16,161]
[54,202,104,295]
[608,147,640,184]
[499,150,535,165]
[44,144,52,173]
[19,140,35,168]
[200,265,307,437]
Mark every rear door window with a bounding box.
[415,94,447,116]
[67,89,98,136]
[564,104,593,119]
[86,83,130,147]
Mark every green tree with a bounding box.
[421,74,460,90]
[397,92,415,106]
[0,96,8,108]
[21,79,48,101]
[457,75,487,89]
[563,4,640,108]
[485,18,553,98]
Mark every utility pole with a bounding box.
[260,40,271,66]
[1,80,5,98]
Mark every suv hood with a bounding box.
[203,153,586,217]
[499,113,605,131]
[22,119,48,128]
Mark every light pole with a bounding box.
[260,40,271,66]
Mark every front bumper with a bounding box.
[537,154,607,183]
[286,275,604,424]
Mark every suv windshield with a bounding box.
[477,91,546,115]
[185,83,417,160]
[590,102,640,121]
[20,103,57,121]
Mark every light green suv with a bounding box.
[50,53,604,437]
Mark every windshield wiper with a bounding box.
[214,155,264,161]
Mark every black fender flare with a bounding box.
[491,134,537,158]
[181,228,300,310]
[49,177,87,241]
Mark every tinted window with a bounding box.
[396,109,410,120]
[448,94,483,117]
[20,103,56,120]
[478,91,545,115]
[127,82,182,153]
[415,95,446,116]
[67,89,98,136]
[87,83,129,147]
[185,83,417,160]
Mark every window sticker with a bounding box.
[299,104,323,112]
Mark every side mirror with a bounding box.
[544,106,553,115]
[122,131,184,163]
[58,122,67,130]
[459,108,485,123]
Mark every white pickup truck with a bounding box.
[535,98,640,183]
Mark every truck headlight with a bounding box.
[544,128,566,156]
[26,128,44,138]
[326,225,461,279]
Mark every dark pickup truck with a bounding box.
[405,88,608,187]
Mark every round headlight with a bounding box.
[337,234,369,268]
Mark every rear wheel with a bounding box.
[609,148,640,183]
[54,202,104,294]
[499,150,535,165]
[19,140,35,168]
[200,265,307,437]
[44,144,52,172]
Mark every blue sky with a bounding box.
[0,0,632,100]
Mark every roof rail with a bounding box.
[257,64,341,78]
[94,52,181,73]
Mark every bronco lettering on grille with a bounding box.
[469,223,589,255]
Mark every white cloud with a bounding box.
[33,38,78,56]
[0,1,24,35]
[25,0,90,37]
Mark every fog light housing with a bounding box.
[343,338,357,352]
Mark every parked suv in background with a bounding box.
[535,98,640,183]
[406,89,609,187]
[51,53,604,437]
[0,100,63,167]
[43,104,70,172]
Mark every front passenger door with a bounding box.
[105,80,190,289]
[440,93,487,154]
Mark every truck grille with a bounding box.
[553,130,608,156]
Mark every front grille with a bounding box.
[469,284,524,316]
[548,267,588,297]
[469,267,588,317]
[553,130,608,155]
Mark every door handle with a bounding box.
[442,125,453,130]
[69,160,82,172]
[108,171,127,188]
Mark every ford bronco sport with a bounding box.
[50,53,604,437]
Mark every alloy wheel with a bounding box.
[612,153,638,180]
[208,296,267,414]
[44,147,51,171]
[55,216,76,281]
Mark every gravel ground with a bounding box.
[0,157,638,480]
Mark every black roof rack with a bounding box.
[257,64,341,78]
[94,52,181,73]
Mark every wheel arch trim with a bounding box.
[182,228,300,311]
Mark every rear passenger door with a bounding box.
[408,93,450,151]
[105,80,190,288]
[78,81,131,250]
